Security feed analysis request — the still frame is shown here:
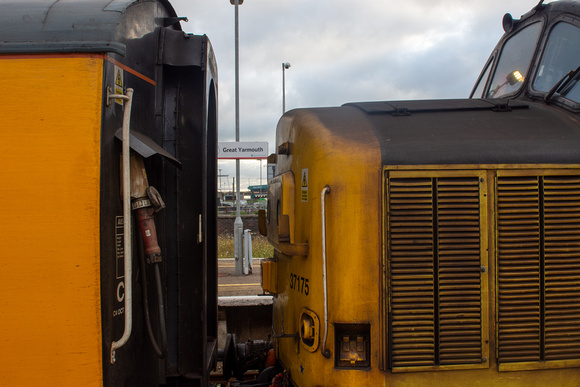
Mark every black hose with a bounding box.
[138,236,167,358]
[153,262,168,357]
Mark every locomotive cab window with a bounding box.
[533,21,580,103]
[471,56,494,98]
[487,22,542,98]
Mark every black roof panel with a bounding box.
[0,0,177,55]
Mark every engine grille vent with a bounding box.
[496,176,541,362]
[387,176,483,368]
[497,175,580,363]
[386,170,580,371]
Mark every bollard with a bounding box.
[234,216,243,275]
[243,229,253,275]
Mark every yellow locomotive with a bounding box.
[0,0,218,385]
[261,1,580,385]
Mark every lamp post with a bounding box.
[231,0,244,275]
[282,62,291,114]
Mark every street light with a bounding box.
[282,62,291,114]
[230,0,244,275]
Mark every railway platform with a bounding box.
[217,258,273,354]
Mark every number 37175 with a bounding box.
[289,273,309,295]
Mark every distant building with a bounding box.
[248,185,267,199]
[218,190,251,206]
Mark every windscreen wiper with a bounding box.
[544,65,580,103]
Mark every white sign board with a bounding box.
[218,141,269,159]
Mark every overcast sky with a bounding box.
[170,0,540,190]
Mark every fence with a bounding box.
[217,214,259,235]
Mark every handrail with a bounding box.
[321,185,331,358]
[109,88,134,364]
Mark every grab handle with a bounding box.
[321,185,331,358]
[108,88,134,364]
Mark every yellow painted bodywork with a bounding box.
[267,107,580,386]
[270,107,385,386]
[0,55,104,385]
[261,259,277,294]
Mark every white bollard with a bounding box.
[234,216,243,276]
[243,229,253,275]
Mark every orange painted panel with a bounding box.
[0,55,103,385]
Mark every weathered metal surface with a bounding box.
[265,1,580,385]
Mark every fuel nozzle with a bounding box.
[129,154,165,264]
[124,153,168,358]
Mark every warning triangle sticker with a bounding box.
[115,69,123,87]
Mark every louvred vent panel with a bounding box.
[496,174,580,363]
[496,176,541,363]
[543,176,580,361]
[388,176,483,368]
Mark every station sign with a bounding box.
[218,141,268,159]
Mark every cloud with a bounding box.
[172,0,537,187]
